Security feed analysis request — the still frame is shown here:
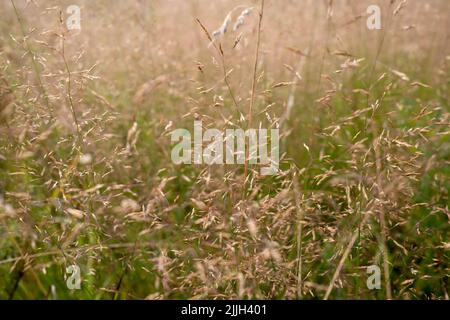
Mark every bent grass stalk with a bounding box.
[244,0,265,185]
[195,18,242,119]
[10,0,52,116]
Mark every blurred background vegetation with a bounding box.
[0,0,448,299]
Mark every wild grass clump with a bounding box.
[0,0,448,299]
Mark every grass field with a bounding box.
[0,0,449,299]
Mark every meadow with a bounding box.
[0,0,449,299]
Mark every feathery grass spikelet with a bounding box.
[233,7,253,31]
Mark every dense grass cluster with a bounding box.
[0,0,448,299]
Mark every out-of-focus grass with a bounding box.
[0,0,449,299]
